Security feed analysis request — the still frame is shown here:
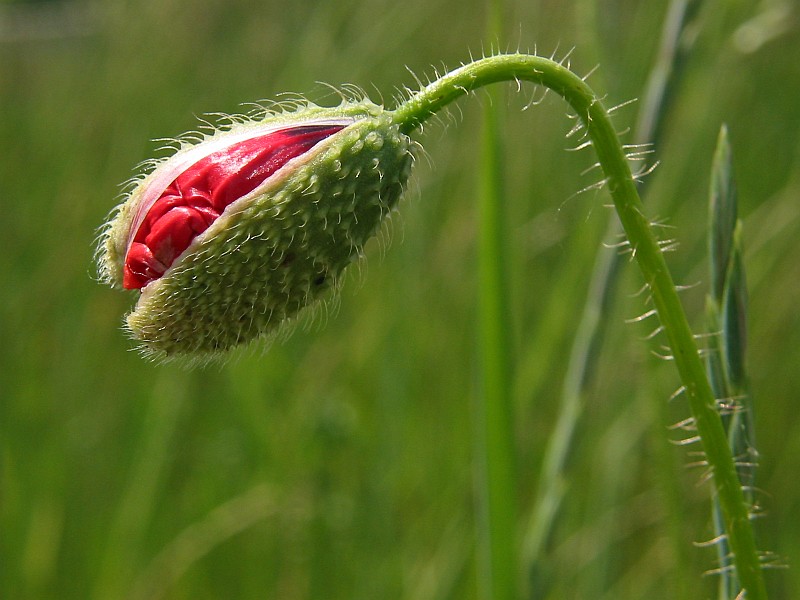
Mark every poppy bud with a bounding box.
[99,100,414,360]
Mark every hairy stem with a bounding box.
[526,0,703,579]
[391,53,767,599]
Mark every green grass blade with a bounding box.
[473,5,518,600]
[710,125,740,303]
[474,91,517,600]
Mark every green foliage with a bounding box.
[2,0,799,598]
[706,125,760,599]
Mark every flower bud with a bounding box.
[99,100,414,360]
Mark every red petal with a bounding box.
[123,123,345,289]
[145,206,215,267]
[124,242,168,289]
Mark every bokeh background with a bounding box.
[2,0,799,598]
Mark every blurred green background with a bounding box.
[2,0,799,598]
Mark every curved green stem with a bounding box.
[391,53,767,599]
[529,0,703,582]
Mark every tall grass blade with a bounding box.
[473,3,517,599]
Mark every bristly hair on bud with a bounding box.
[98,98,414,362]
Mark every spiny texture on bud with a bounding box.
[99,99,414,360]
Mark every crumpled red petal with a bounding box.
[123,124,345,289]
